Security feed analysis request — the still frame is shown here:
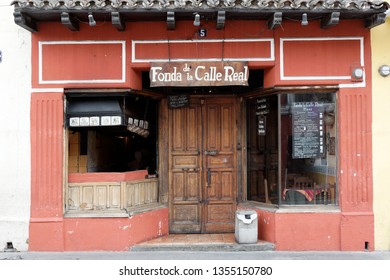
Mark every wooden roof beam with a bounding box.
[61,12,79,31]
[268,12,282,30]
[112,12,126,31]
[167,11,175,30]
[13,11,38,32]
[365,13,386,29]
[217,11,225,30]
[321,12,340,29]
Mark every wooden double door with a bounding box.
[169,97,238,233]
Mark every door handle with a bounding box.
[205,150,219,155]
[207,168,211,187]
[182,168,199,172]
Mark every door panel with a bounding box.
[203,98,236,233]
[169,97,237,233]
[169,100,202,233]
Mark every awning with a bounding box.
[65,92,151,137]
[66,99,126,128]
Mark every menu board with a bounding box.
[168,95,189,108]
[292,102,324,159]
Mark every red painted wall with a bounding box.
[275,213,341,251]
[29,19,373,251]
[63,208,168,251]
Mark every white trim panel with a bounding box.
[38,40,126,84]
[132,38,275,63]
[280,37,365,84]
[32,88,64,93]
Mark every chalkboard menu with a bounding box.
[292,102,325,159]
[168,95,189,109]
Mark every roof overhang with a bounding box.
[10,0,390,32]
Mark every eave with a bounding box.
[10,1,389,32]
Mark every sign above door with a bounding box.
[150,61,249,87]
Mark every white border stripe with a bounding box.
[38,40,126,84]
[280,37,365,83]
[132,38,274,63]
[32,88,64,93]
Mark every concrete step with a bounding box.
[130,234,275,252]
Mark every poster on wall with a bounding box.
[292,102,325,159]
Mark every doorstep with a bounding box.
[130,234,275,252]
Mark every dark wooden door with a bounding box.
[169,97,237,233]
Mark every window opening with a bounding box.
[281,92,337,205]
[246,91,337,206]
[66,94,158,175]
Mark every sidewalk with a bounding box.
[1,250,390,260]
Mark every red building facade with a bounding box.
[11,0,389,251]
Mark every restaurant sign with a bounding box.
[150,62,249,87]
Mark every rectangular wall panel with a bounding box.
[132,39,274,62]
[39,41,126,84]
[280,37,363,81]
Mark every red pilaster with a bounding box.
[29,92,64,251]
[338,87,374,250]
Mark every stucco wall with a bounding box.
[0,5,31,251]
[371,18,390,251]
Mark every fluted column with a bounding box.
[29,91,64,250]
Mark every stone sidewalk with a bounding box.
[1,250,390,260]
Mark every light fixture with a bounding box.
[88,13,96,27]
[301,13,308,26]
[378,65,390,77]
[193,13,200,27]
[351,67,364,81]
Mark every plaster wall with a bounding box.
[371,18,390,251]
[26,19,373,251]
[0,5,31,251]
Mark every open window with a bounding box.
[66,92,157,174]
[247,91,337,206]
[64,91,160,216]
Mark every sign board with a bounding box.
[257,115,266,136]
[150,62,249,87]
[292,102,325,159]
[168,95,189,108]
[255,98,269,115]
